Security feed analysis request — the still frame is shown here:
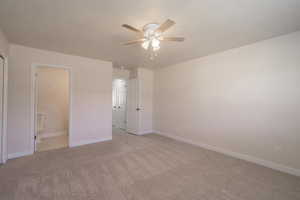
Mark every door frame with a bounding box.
[0,54,8,163]
[30,64,73,153]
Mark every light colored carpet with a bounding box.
[0,128,300,200]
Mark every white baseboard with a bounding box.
[126,128,138,135]
[156,130,300,177]
[8,151,33,160]
[40,130,67,139]
[139,130,154,135]
[69,137,112,147]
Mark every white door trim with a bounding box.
[0,54,8,163]
[30,63,73,153]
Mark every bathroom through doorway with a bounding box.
[33,65,70,152]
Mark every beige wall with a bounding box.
[154,31,300,172]
[37,67,69,134]
[7,44,112,156]
[0,28,9,57]
[113,68,130,80]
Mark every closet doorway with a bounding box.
[112,79,127,130]
[32,65,71,152]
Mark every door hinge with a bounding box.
[34,135,37,140]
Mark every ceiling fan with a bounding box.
[121,19,184,51]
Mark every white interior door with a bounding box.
[126,78,139,134]
[0,57,4,160]
[112,83,118,127]
[117,80,127,129]
[34,71,38,151]
[112,79,127,129]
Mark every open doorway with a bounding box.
[112,68,130,139]
[112,78,127,130]
[33,65,70,152]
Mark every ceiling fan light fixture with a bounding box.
[153,45,160,51]
[151,38,160,48]
[141,40,150,50]
[122,19,184,54]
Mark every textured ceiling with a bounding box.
[0,0,300,68]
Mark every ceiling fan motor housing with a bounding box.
[143,23,161,39]
[121,19,183,51]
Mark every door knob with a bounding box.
[136,108,140,111]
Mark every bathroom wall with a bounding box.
[37,67,69,136]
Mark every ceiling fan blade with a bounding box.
[121,38,146,45]
[122,24,143,33]
[160,37,185,42]
[156,19,176,33]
